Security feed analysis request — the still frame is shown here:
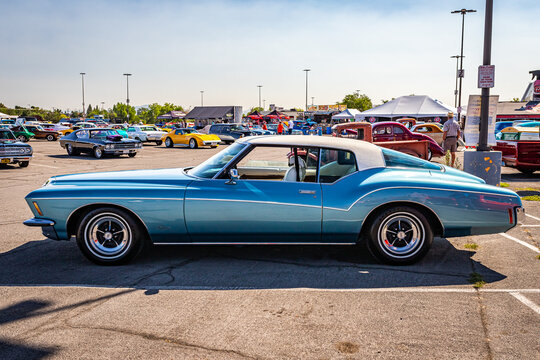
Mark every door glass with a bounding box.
[393,126,404,134]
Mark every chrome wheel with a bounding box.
[189,138,197,149]
[165,137,173,148]
[66,144,73,155]
[377,212,424,259]
[93,147,103,159]
[17,135,26,142]
[84,213,132,260]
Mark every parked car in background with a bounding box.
[59,122,97,136]
[493,126,540,174]
[372,122,445,160]
[23,135,523,265]
[110,124,129,138]
[206,123,252,144]
[0,129,32,167]
[5,125,35,142]
[162,128,221,149]
[41,123,70,132]
[127,125,167,145]
[60,128,142,159]
[411,123,445,146]
[22,124,61,141]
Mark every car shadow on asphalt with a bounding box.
[0,236,505,290]
[47,154,134,160]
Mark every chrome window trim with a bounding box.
[323,186,517,212]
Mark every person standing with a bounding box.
[262,121,267,130]
[442,111,461,167]
[288,119,294,135]
[277,121,284,135]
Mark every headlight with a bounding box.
[105,144,113,149]
[25,147,32,153]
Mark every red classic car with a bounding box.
[372,122,445,160]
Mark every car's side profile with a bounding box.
[207,124,252,144]
[162,128,221,149]
[127,125,167,145]
[24,135,523,266]
[59,128,142,158]
[373,122,445,159]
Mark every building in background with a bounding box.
[184,106,242,126]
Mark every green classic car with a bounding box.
[0,125,35,142]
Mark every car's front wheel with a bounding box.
[165,137,174,148]
[46,134,55,141]
[76,207,145,265]
[155,140,163,146]
[366,206,432,265]
[19,161,29,167]
[93,147,103,159]
[128,152,136,157]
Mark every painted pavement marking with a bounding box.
[499,233,540,253]
[510,292,540,315]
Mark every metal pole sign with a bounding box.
[478,65,495,88]
[464,94,498,146]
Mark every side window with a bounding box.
[393,126,404,134]
[127,127,135,132]
[210,126,218,133]
[374,127,386,135]
[319,149,357,183]
[77,130,89,139]
[175,129,183,135]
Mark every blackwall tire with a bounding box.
[46,134,55,141]
[189,138,198,149]
[367,206,433,265]
[93,147,103,159]
[165,137,174,148]
[76,207,145,265]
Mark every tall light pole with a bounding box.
[478,0,493,152]
[80,72,86,117]
[257,85,262,109]
[100,101,105,111]
[263,99,266,110]
[200,91,204,106]
[451,8,476,121]
[450,55,464,107]
[303,69,310,112]
[123,73,132,123]
[311,96,314,107]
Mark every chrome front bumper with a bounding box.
[23,218,59,240]
[516,207,525,225]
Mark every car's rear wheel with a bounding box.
[128,152,136,157]
[46,134,55,141]
[66,143,79,156]
[76,207,144,265]
[19,161,29,167]
[155,140,163,146]
[189,138,198,149]
[93,147,103,159]
[366,206,433,265]
[518,168,535,175]
[427,148,432,161]
[165,137,174,148]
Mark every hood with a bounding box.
[0,140,31,147]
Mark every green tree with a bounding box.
[338,92,372,111]
[112,102,138,123]
[248,107,263,113]
[511,97,521,102]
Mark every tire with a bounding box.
[128,152,136,157]
[155,140,163,146]
[66,143,79,156]
[366,206,433,265]
[165,137,174,148]
[211,145,218,148]
[518,168,535,175]
[17,135,27,142]
[76,207,145,265]
[93,147,103,159]
[46,134,55,141]
[427,148,432,161]
[19,161,29,168]
[189,138,198,149]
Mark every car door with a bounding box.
[393,125,409,141]
[174,129,187,145]
[373,125,393,142]
[184,145,322,243]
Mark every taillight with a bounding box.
[508,208,513,224]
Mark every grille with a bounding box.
[113,143,137,149]
[0,147,27,155]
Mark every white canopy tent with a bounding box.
[0,112,18,119]
[331,108,361,121]
[355,95,457,121]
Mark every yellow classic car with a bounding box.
[162,128,221,149]
[411,123,445,146]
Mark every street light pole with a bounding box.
[303,69,310,112]
[451,8,476,121]
[257,85,262,109]
[80,72,86,117]
[200,91,204,106]
[478,0,493,152]
[100,101,105,112]
[450,55,464,107]
[123,73,132,123]
[263,99,266,110]
[311,97,314,107]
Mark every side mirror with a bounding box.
[226,168,239,185]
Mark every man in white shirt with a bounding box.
[442,111,461,167]
[288,119,294,135]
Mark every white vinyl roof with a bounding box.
[239,135,386,170]
[357,95,456,119]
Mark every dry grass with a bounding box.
[464,243,478,250]
[469,272,486,288]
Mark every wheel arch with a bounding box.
[360,201,444,239]
[66,203,151,242]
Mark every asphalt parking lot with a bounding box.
[0,140,539,359]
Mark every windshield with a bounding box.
[184,129,198,134]
[230,125,247,131]
[90,130,120,138]
[0,131,15,140]
[141,126,158,131]
[188,142,247,178]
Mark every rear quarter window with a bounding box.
[382,148,442,170]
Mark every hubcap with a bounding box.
[378,212,424,258]
[84,213,131,260]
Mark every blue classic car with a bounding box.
[23,136,524,265]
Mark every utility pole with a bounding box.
[450,55,464,107]
[311,97,314,107]
[451,8,476,121]
[257,85,262,109]
[477,0,493,152]
[303,69,310,112]
[263,99,266,110]
[80,72,86,117]
[200,91,204,106]
[100,101,105,111]
[123,73,132,123]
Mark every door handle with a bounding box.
[299,190,316,194]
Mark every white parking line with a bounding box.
[521,225,540,227]
[510,292,540,315]
[525,213,540,222]
[499,233,540,253]
[32,164,59,169]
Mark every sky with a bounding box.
[0,0,538,112]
